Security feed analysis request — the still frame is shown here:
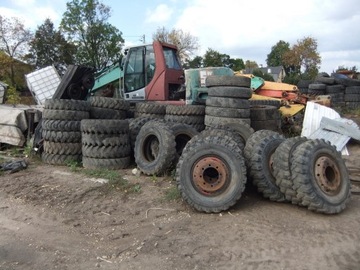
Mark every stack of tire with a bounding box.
[297,80,312,94]
[314,74,345,107]
[249,102,282,132]
[89,96,129,119]
[244,130,351,214]
[81,119,131,169]
[134,103,166,119]
[344,85,360,109]
[204,75,252,127]
[164,105,205,132]
[42,99,90,165]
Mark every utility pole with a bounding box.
[140,34,145,44]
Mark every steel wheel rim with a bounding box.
[314,155,341,196]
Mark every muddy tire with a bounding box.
[205,75,251,88]
[291,139,351,214]
[129,117,154,149]
[204,115,251,126]
[82,144,131,158]
[81,119,129,134]
[82,157,131,169]
[244,130,286,201]
[205,122,254,144]
[44,99,90,111]
[201,128,245,150]
[205,106,250,118]
[135,103,167,114]
[134,121,176,175]
[42,120,81,132]
[207,86,252,99]
[250,105,280,121]
[42,153,81,165]
[164,115,204,125]
[345,86,360,94]
[42,130,82,143]
[272,137,308,204]
[89,107,127,119]
[206,96,250,109]
[43,109,89,121]
[176,134,247,213]
[251,119,282,132]
[89,96,130,110]
[249,99,282,109]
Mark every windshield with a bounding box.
[163,47,182,70]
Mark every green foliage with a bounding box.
[60,0,124,69]
[65,159,82,171]
[183,56,203,69]
[283,72,301,85]
[229,58,245,71]
[266,40,290,67]
[244,60,258,69]
[27,18,76,75]
[5,85,21,104]
[252,69,274,82]
[163,186,181,201]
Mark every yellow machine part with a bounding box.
[279,104,305,117]
[250,93,280,101]
[261,81,298,91]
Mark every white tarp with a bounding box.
[0,104,42,146]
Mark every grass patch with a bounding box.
[162,185,181,201]
[65,159,82,172]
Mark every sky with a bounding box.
[1,0,360,73]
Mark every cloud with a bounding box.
[145,4,174,24]
[175,0,360,72]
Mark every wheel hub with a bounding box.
[314,156,341,195]
[192,157,229,195]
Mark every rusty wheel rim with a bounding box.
[314,155,341,196]
[192,156,230,196]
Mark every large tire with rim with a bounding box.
[272,136,308,204]
[176,134,247,213]
[201,128,245,150]
[134,120,176,175]
[291,139,351,214]
[205,122,254,144]
[205,75,251,88]
[244,130,286,201]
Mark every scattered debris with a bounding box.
[0,159,28,173]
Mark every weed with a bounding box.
[131,184,142,193]
[163,186,181,201]
[23,141,33,158]
[65,160,82,172]
[151,174,158,183]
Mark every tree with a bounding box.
[27,19,76,74]
[244,60,258,69]
[0,15,33,87]
[252,69,274,82]
[183,56,203,69]
[229,58,245,71]
[153,27,199,64]
[266,40,290,68]
[60,0,124,70]
[283,36,321,79]
[203,48,225,67]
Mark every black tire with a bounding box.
[344,94,360,102]
[176,134,247,213]
[82,133,129,146]
[315,76,335,85]
[42,153,81,165]
[44,99,91,111]
[249,99,281,109]
[135,103,167,114]
[134,121,176,175]
[204,115,250,126]
[43,141,82,155]
[206,96,250,109]
[42,109,89,121]
[250,105,280,121]
[42,130,82,143]
[129,117,154,149]
[345,102,360,109]
[205,75,251,88]
[82,73,95,89]
[201,128,245,150]
[89,107,127,119]
[326,85,344,94]
[272,137,308,204]
[81,119,129,134]
[42,119,81,132]
[82,157,131,170]
[207,86,252,99]
[205,106,250,118]
[291,139,351,214]
[82,144,131,158]
[309,83,326,90]
[166,105,205,115]
[345,86,360,94]
[308,89,326,95]
[89,96,130,110]
[164,114,204,125]
[334,77,360,87]
[297,80,312,89]
[134,112,165,119]
[205,122,254,144]
[251,119,281,132]
[244,132,286,201]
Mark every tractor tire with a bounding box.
[42,153,81,165]
[90,107,127,119]
[176,134,247,213]
[135,103,167,114]
[272,136,308,204]
[249,99,281,109]
[251,119,281,132]
[204,115,251,126]
[334,77,360,87]
[82,157,131,170]
[43,141,82,155]
[326,85,345,94]
[42,130,82,143]
[89,96,130,110]
[207,86,252,99]
[82,132,129,147]
[309,83,326,90]
[44,99,90,111]
[345,86,360,94]
[315,76,335,85]
[205,122,254,144]
[291,139,351,214]
[42,109,89,121]
[129,117,154,149]
[205,75,251,88]
[134,112,165,119]
[205,106,250,118]
[81,119,129,134]
[206,96,250,109]
[166,105,205,115]
[134,120,176,176]
[164,114,204,125]
[201,128,245,151]
[345,102,360,109]
[344,94,360,102]
[244,132,286,201]
[82,144,131,158]
[250,105,280,121]
[42,119,81,132]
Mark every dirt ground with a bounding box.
[0,140,360,270]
